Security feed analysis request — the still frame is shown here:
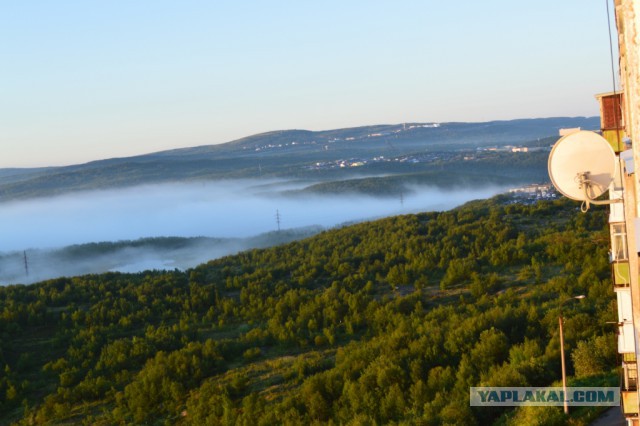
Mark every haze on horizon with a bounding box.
[1,1,617,168]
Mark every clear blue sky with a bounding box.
[0,1,617,168]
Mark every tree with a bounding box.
[572,334,616,377]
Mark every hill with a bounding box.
[0,195,616,425]
[0,227,324,285]
[0,117,598,201]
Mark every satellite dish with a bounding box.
[548,130,617,201]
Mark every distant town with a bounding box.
[304,145,551,171]
[304,152,456,171]
[507,183,557,203]
[246,123,444,153]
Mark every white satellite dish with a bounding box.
[548,130,617,201]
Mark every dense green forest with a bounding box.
[0,196,617,425]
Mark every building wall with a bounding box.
[618,0,640,420]
[619,1,640,159]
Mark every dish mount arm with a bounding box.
[577,171,620,212]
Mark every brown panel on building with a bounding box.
[601,93,624,130]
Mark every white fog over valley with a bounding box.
[0,179,511,285]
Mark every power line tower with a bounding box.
[275,209,281,231]
[23,251,29,277]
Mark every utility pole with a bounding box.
[558,313,568,415]
[558,295,585,415]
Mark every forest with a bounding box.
[0,195,617,425]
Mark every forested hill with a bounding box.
[0,196,616,425]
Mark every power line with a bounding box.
[606,0,619,93]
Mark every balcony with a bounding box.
[623,360,638,391]
[611,223,629,262]
[622,390,639,416]
[613,261,631,287]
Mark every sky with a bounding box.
[0,1,618,168]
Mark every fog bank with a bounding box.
[0,179,512,284]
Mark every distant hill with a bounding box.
[0,227,324,285]
[0,117,599,201]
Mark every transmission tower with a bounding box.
[275,209,281,231]
[23,251,29,277]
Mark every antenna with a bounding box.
[548,130,619,211]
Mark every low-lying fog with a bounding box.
[0,179,511,285]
